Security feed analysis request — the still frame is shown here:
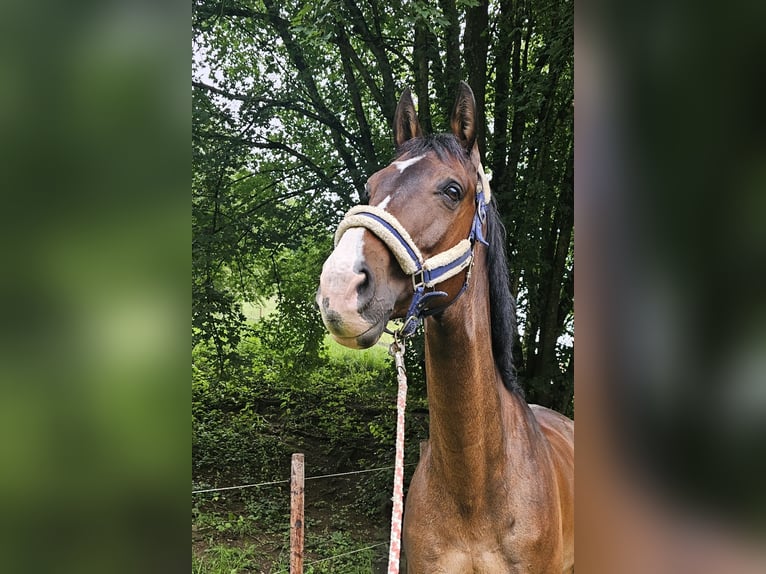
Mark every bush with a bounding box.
[192,319,428,483]
[192,302,432,574]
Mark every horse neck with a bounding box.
[423,251,530,499]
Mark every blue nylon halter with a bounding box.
[338,182,489,338]
[398,187,488,336]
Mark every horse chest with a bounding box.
[404,529,540,574]
[406,540,560,574]
[403,496,516,572]
[403,478,563,573]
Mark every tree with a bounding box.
[192,0,573,414]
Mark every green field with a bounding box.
[243,298,394,365]
[323,332,392,367]
[241,299,278,322]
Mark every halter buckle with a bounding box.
[412,269,425,290]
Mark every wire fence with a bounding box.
[193,460,417,572]
[270,542,389,574]
[192,463,416,494]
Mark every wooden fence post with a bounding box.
[290,453,305,574]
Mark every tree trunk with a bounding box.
[537,187,573,383]
[336,27,377,171]
[437,0,461,121]
[491,0,514,196]
[463,0,489,160]
[414,20,433,134]
[342,0,397,121]
[506,0,529,201]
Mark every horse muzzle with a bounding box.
[316,228,396,349]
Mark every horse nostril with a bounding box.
[356,264,374,303]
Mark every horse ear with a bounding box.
[450,81,477,152]
[393,88,422,148]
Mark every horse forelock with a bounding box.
[394,134,471,166]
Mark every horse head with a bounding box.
[317,82,491,348]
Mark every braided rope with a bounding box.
[386,337,408,574]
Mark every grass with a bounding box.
[192,521,385,573]
[192,544,263,574]
[323,335,390,369]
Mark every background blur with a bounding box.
[0,0,188,572]
[577,0,766,571]
[0,0,763,572]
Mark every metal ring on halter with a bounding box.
[412,269,425,290]
[399,313,420,338]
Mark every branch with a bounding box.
[201,131,339,190]
[336,26,377,170]
[340,0,397,120]
[193,80,358,143]
[261,0,365,190]
[193,80,249,102]
[193,2,268,26]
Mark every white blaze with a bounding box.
[393,154,425,173]
[323,228,365,303]
[318,227,374,339]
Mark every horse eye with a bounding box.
[442,183,462,203]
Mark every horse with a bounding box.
[316,82,574,573]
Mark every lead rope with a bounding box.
[386,334,408,574]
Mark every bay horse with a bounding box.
[316,82,574,573]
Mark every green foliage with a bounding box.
[193,0,573,411]
[193,489,288,538]
[193,339,289,483]
[253,239,333,369]
[193,322,419,571]
[233,530,382,574]
[192,303,428,486]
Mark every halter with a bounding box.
[334,169,490,338]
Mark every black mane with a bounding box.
[397,134,521,395]
[486,199,521,395]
